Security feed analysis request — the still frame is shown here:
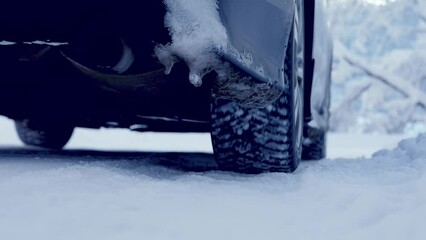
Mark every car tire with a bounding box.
[302,125,326,160]
[302,49,332,161]
[210,15,304,173]
[15,119,74,149]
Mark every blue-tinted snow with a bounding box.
[0,116,425,239]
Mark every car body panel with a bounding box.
[311,0,333,130]
[219,0,294,91]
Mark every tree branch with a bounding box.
[342,54,426,110]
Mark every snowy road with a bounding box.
[0,116,425,240]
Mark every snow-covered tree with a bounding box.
[328,0,426,134]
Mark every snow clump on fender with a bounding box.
[155,0,228,87]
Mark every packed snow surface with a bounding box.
[155,0,228,87]
[0,117,425,239]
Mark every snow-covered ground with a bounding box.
[1,116,425,240]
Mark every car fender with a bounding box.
[218,0,295,91]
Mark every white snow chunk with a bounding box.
[23,40,69,46]
[155,0,228,87]
[0,40,16,45]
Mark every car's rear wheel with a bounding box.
[15,119,74,149]
[302,126,326,159]
[210,7,304,174]
[302,49,332,161]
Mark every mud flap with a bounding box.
[219,0,294,91]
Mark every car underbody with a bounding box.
[0,0,302,132]
[0,0,332,173]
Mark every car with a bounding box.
[0,0,332,173]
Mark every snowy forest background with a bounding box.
[327,0,426,135]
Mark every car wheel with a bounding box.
[302,125,326,160]
[15,119,74,150]
[210,8,304,174]
[302,52,332,161]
